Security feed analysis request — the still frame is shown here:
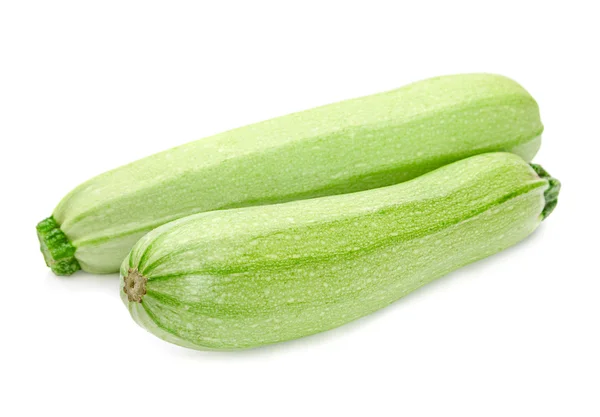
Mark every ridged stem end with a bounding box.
[36,217,81,276]
[530,164,561,220]
[123,268,147,303]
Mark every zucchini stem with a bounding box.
[530,164,561,220]
[123,268,147,303]
[36,217,81,275]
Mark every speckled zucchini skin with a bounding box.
[121,153,559,351]
[39,73,543,274]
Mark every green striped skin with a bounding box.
[121,153,559,351]
[43,73,543,275]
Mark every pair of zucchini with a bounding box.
[38,73,559,350]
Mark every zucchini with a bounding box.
[120,153,560,350]
[38,73,543,275]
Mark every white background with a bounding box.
[1,1,598,416]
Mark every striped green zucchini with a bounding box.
[121,153,560,350]
[38,73,543,275]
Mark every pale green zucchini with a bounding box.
[120,153,560,351]
[38,73,543,275]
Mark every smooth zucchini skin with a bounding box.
[120,153,559,351]
[39,73,543,274]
